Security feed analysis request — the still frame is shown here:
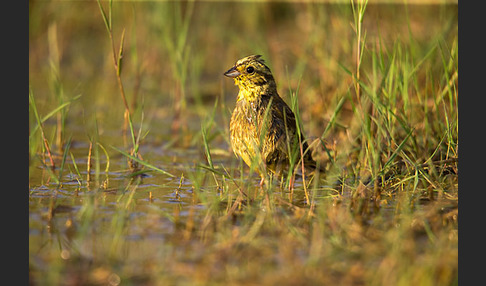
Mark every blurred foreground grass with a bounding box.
[29,1,457,285]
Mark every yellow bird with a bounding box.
[224,55,319,181]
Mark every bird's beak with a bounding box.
[224,66,240,78]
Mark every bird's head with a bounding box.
[224,55,276,101]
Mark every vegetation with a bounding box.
[29,1,457,285]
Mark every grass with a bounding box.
[29,1,457,285]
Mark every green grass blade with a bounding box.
[117,28,125,77]
[382,127,414,174]
[321,94,346,139]
[110,145,175,178]
[57,136,72,184]
[96,0,111,33]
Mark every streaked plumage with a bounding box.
[224,55,317,177]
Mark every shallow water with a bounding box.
[29,2,457,284]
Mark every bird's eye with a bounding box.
[246,66,255,74]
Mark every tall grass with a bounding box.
[160,0,195,133]
[96,0,140,172]
[29,2,457,285]
[47,23,67,153]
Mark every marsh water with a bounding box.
[29,2,457,284]
[28,118,322,284]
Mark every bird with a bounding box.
[223,54,320,183]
